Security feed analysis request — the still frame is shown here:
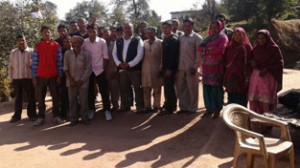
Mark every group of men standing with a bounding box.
[8,17,203,127]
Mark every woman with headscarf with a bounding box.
[223,27,252,107]
[198,20,229,118]
[248,29,283,114]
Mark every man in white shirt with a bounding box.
[112,22,144,112]
[82,24,112,121]
[8,35,37,122]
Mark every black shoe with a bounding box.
[29,117,37,122]
[10,117,21,123]
[111,107,119,112]
[137,108,152,114]
[159,110,174,116]
[176,110,188,114]
[82,120,91,125]
[187,111,197,115]
[203,110,213,117]
[152,107,160,113]
[117,107,131,113]
[211,111,220,119]
[69,121,79,127]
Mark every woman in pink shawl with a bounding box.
[223,27,252,107]
[198,20,228,118]
[248,29,284,114]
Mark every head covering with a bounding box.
[252,29,283,91]
[200,20,224,47]
[215,14,227,22]
[255,29,278,48]
[146,26,157,34]
[229,27,252,48]
[208,20,224,36]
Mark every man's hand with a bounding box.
[32,78,38,86]
[165,70,172,77]
[69,78,77,87]
[56,77,61,86]
[119,63,129,69]
[111,71,118,79]
[190,67,197,75]
[251,61,257,69]
[77,80,84,88]
[259,68,268,77]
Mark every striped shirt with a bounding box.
[8,47,33,81]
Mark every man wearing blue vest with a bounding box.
[112,22,144,112]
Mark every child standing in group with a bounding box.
[32,26,64,126]
[64,36,92,126]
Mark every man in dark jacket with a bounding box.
[160,20,179,115]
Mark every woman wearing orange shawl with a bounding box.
[248,29,283,114]
[223,27,252,107]
[198,20,228,118]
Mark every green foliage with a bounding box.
[110,5,127,26]
[127,0,149,23]
[187,1,228,34]
[65,0,108,25]
[221,0,298,27]
[0,0,59,101]
[111,0,161,28]
[147,10,162,27]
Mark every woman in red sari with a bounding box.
[248,29,283,114]
[223,27,252,107]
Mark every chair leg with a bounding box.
[232,151,240,168]
[268,155,276,168]
[246,153,254,168]
[263,156,269,168]
[289,147,295,168]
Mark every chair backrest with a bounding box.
[223,104,251,129]
[222,104,255,142]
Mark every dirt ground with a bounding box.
[0,69,299,168]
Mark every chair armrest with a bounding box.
[231,123,264,139]
[236,126,268,156]
[250,114,291,141]
[233,104,292,141]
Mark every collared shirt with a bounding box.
[142,38,163,87]
[82,37,108,76]
[8,47,33,81]
[179,31,203,71]
[112,36,144,68]
[63,49,92,88]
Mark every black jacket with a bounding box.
[162,34,179,73]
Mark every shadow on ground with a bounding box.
[0,100,299,167]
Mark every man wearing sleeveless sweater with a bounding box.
[112,22,144,113]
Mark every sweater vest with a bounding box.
[35,40,60,78]
[116,36,142,71]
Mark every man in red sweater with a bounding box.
[32,26,64,126]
